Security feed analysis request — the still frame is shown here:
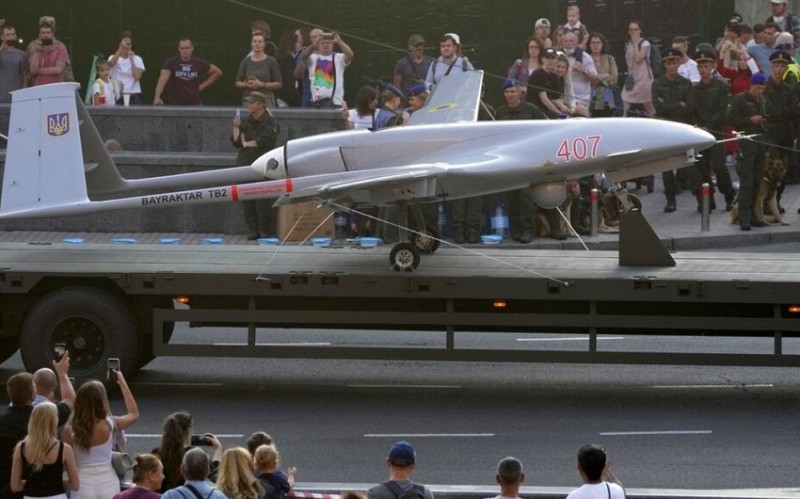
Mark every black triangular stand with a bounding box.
[618,210,676,267]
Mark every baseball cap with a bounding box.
[535,18,551,29]
[388,441,416,467]
[750,72,767,85]
[408,34,425,46]
[770,0,787,4]
[244,91,267,104]
[443,32,460,45]
[543,47,558,59]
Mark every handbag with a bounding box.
[624,73,635,91]
[111,451,134,476]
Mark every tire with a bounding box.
[411,227,441,254]
[390,243,420,271]
[0,340,19,364]
[20,287,140,381]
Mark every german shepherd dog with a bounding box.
[730,156,791,226]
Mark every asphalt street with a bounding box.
[3,329,800,491]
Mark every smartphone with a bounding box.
[190,434,212,446]
[107,358,120,380]
[54,343,66,361]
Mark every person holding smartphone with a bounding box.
[153,411,222,493]
[28,20,69,86]
[62,369,139,499]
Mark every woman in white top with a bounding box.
[108,32,145,105]
[62,372,139,499]
[342,85,378,130]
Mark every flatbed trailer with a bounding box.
[1,241,799,380]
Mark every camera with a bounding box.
[107,357,120,380]
[191,434,213,446]
[54,343,66,361]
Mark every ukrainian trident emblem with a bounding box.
[47,113,70,137]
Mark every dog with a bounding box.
[730,156,791,226]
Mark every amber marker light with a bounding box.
[175,296,190,305]
[493,300,507,309]
[788,305,800,314]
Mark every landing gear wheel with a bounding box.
[19,287,140,381]
[411,227,440,254]
[390,243,420,271]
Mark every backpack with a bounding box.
[640,39,663,78]
[382,480,426,499]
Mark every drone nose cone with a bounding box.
[686,125,717,152]
[251,147,287,180]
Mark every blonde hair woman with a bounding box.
[63,375,139,499]
[217,447,264,499]
[11,402,80,498]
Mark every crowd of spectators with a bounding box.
[1,2,799,239]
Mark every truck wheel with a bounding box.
[0,341,19,364]
[20,287,140,381]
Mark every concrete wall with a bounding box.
[0,105,344,234]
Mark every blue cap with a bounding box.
[384,83,403,98]
[407,83,428,97]
[388,441,416,466]
[501,79,519,91]
[750,72,767,85]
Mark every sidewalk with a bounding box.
[523,177,800,252]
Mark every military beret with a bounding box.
[244,91,267,104]
[407,83,428,97]
[501,79,519,91]
[384,83,403,98]
[750,72,767,85]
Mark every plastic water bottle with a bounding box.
[334,212,348,240]
[436,202,448,237]
[491,201,509,239]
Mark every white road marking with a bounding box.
[600,430,712,436]
[516,336,624,342]
[126,434,245,438]
[348,384,461,389]
[130,382,222,386]
[212,342,332,346]
[653,384,774,389]
[364,433,494,438]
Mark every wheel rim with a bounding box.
[54,317,106,374]
[415,233,435,252]
[395,249,415,269]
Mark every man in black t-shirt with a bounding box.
[153,38,222,105]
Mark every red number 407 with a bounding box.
[556,135,602,163]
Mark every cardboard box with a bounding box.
[277,201,335,241]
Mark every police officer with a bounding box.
[495,79,548,243]
[691,48,736,211]
[727,73,768,231]
[764,49,798,207]
[652,47,695,212]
